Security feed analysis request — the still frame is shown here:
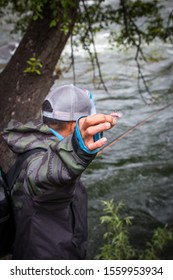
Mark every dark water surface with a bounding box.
[67,42,173,259]
[85,94,173,258]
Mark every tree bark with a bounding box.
[0,0,80,170]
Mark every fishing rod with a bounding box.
[97,102,173,156]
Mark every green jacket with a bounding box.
[3,119,96,259]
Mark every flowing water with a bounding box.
[57,35,173,258]
[0,2,173,259]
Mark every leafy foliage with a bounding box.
[140,225,173,259]
[24,57,43,75]
[0,0,172,98]
[96,200,136,260]
[0,0,76,34]
[0,0,172,42]
[96,200,173,260]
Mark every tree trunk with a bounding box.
[0,0,80,170]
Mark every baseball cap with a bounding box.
[42,84,96,121]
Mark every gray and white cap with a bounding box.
[42,84,96,121]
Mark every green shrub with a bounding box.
[140,225,173,259]
[95,200,173,260]
[96,200,136,260]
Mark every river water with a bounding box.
[58,33,173,258]
[0,2,173,259]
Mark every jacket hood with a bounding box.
[3,119,56,154]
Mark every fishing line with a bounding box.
[97,102,173,156]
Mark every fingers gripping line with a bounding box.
[77,114,117,153]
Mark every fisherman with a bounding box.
[3,84,117,260]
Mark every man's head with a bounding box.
[42,84,96,136]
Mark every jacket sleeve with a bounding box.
[23,131,96,196]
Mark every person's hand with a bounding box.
[78,114,117,151]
